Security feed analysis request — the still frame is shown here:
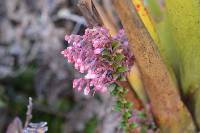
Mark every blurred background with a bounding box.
[0,0,121,132]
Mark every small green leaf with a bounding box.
[0,99,5,108]
[102,49,112,60]
[102,49,110,56]
[124,89,129,94]
[141,127,148,133]
[114,104,121,112]
[116,100,123,107]
[84,116,98,133]
[123,111,132,119]
[125,102,133,109]
[114,54,125,62]
[112,73,121,80]
[121,99,128,104]
[111,89,118,96]
[130,123,138,129]
[137,112,146,119]
[116,86,124,92]
[116,66,128,73]
[117,76,127,81]
[112,41,120,50]
[108,83,117,91]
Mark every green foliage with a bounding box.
[109,83,133,131]
[56,98,74,112]
[114,54,125,63]
[0,99,5,108]
[116,66,128,73]
[13,68,36,95]
[84,116,98,133]
[166,0,200,128]
[146,0,162,21]
[108,83,137,132]
[112,41,120,50]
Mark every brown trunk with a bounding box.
[114,0,196,132]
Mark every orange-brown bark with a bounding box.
[114,0,196,132]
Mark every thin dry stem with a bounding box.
[24,97,33,128]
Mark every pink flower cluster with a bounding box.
[61,27,134,95]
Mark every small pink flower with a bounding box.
[73,79,79,88]
[77,58,82,64]
[84,86,90,95]
[80,66,85,73]
[67,46,72,51]
[100,86,107,93]
[77,86,82,92]
[92,40,100,48]
[65,35,69,41]
[74,63,79,69]
[61,50,65,55]
[62,27,134,95]
[94,48,102,54]
[85,71,97,79]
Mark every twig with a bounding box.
[56,9,86,25]
[24,97,33,128]
[92,0,118,35]
[77,0,103,27]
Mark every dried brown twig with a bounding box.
[77,0,103,27]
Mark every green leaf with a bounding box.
[102,49,112,61]
[116,66,128,73]
[111,89,118,96]
[0,99,5,108]
[129,123,138,129]
[117,76,127,81]
[141,127,148,133]
[108,83,117,91]
[116,100,123,108]
[114,104,121,112]
[146,0,162,20]
[114,54,125,62]
[116,86,124,93]
[112,73,120,80]
[112,41,120,50]
[137,111,146,119]
[119,121,127,129]
[123,111,132,119]
[125,102,133,109]
[102,49,110,56]
[166,0,200,128]
[84,116,98,133]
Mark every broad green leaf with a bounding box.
[166,0,200,128]
[146,0,162,21]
